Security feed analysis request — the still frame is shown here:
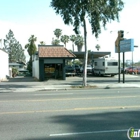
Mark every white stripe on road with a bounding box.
[50,129,127,137]
[34,93,73,96]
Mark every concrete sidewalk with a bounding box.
[0,75,140,92]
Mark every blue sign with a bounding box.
[115,39,134,53]
[120,39,134,52]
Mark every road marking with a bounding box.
[34,93,74,96]
[50,129,127,136]
[0,95,137,102]
[0,105,140,115]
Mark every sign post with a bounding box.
[123,52,125,83]
[115,30,124,83]
[115,38,134,83]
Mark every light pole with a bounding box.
[132,46,138,73]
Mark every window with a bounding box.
[103,62,105,66]
[107,62,118,66]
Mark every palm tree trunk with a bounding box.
[77,46,82,52]
[83,18,88,86]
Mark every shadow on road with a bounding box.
[21,110,140,140]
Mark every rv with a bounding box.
[93,57,118,76]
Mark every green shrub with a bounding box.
[12,67,19,77]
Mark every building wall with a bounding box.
[0,50,9,81]
[32,56,66,81]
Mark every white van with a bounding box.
[93,57,118,76]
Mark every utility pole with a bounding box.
[132,46,139,73]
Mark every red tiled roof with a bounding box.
[38,46,76,58]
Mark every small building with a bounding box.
[9,62,25,70]
[9,62,28,75]
[0,49,9,81]
[32,45,76,81]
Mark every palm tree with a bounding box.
[25,35,37,73]
[25,35,37,59]
[75,35,84,52]
[40,41,46,45]
[53,29,62,39]
[95,44,100,51]
[60,35,69,48]
[70,35,76,52]
[51,38,60,45]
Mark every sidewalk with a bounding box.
[0,75,140,92]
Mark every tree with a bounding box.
[54,28,62,39]
[95,44,101,51]
[75,35,84,52]
[60,35,69,48]
[12,67,18,78]
[25,35,37,73]
[51,38,60,45]
[3,29,26,63]
[40,41,46,45]
[51,0,124,86]
[70,35,76,51]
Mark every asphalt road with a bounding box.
[0,88,140,140]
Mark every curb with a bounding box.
[0,84,140,93]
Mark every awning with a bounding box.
[73,51,111,59]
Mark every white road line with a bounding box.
[50,129,127,137]
[34,93,73,96]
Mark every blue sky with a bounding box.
[0,0,140,62]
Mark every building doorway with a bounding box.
[44,64,63,79]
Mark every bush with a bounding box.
[12,67,18,77]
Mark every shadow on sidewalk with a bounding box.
[7,76,37,82]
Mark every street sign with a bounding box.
[115,39,134,53]
[120,39,134,52]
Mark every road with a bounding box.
[0,88,140,140]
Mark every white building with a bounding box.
[0,49,9,81]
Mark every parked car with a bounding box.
[73,65,80,74]
[87,65,93,73]
[65,65,76,76]
[125,67,138,74]
[137,67,140,74]
[121,67,127,73]
[80,65,93,74]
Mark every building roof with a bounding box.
[9,63,23,66]
[73,51,111,59]
[38,46,76,58]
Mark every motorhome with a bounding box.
[93,57,118,76]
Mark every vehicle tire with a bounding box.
[111,74,114,77]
